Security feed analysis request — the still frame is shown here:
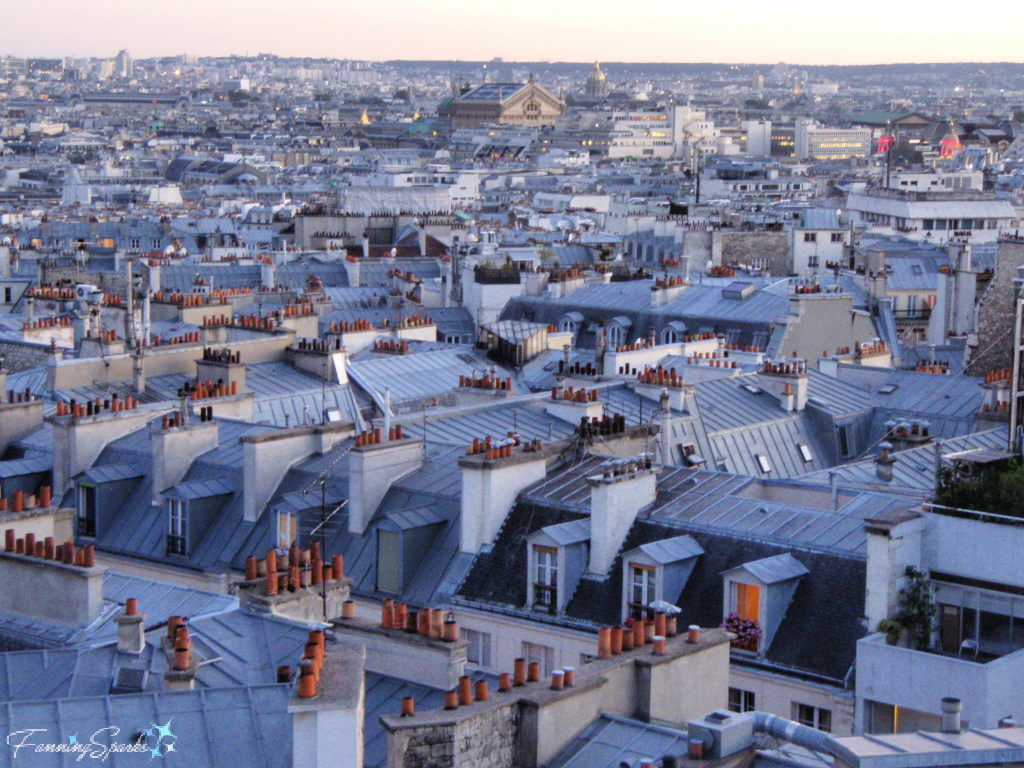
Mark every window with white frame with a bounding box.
[461,628,492,667]
[522,641,555,676]
[793,703,832,732]
[167,499,187,555]
[532,545,558,612]
[559,318,576,334]
[729,688,756,713]
[606,324,624,347]
[661,327,678,344]
[628,563,656,620]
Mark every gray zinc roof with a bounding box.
[725,552,810,584]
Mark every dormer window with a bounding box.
[77,482,97,538]
[722,553,809,655]
[167,499,187,556]
[629,563,656,620]
[621,535,703,623]
[532,545,558,613]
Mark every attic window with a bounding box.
[167,499,187,556]
[755,454,772,474]
[911,265,923,275]
[878,384,898,395]
[742,384,763,395]
[798,444,813,463]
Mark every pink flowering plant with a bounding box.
[721,613,761,650]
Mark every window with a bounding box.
[3,287,10,303]
[731,582,760,622]
[628,563,656,619]
[129,238,140,249]
[793,703,832,733]
[798,443,813,463]
[462,628,492,667]
[522,641,555,676]
[755,454,771,474]
[661,327,678,344]
[606,324,624,347]
[837,424,851,458]
[729,688,756,713]
[559,318,576,334]
[533,545,558,612]
[830,233,844,243]
[276,511,297,549]
[77,483,97,537]
[808,256,819,268]
[167,499,187,555]
[923,219,935,230]
[377,529,400,593]
[803,233,817,243]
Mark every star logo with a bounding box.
[147,720,177,759]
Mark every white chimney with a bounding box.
[151,414,219,506]
[588,459,658,576]
[113,601,146,655]
[864,508,924,631]
[459,447,548,554]
[347,436,424,535]
[242,422,353,523]
[290,644,366,768]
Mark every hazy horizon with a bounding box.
[4,0,1024,66]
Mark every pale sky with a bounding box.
[3,0,1024,65]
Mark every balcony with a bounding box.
[892,308,931,322]
[856,632,1024,730]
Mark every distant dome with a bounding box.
[585,61,608,97]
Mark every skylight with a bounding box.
[755,454,772,474]
[798,444,813,463]
[878,384,898,395]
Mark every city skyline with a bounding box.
[4,0,1024,66]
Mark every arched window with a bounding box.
[661,327,678,344]
[607,324,624,347]
[559,318,576,334]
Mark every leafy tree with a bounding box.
[1013,109,1024,123]
[894,567,936,651]
[394,88,410,101]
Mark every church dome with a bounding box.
[585,61,608,97]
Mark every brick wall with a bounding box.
[40,266,130,298]
[0,339,62,373]
[721,232,789,275]
[967,239,1024,376]
[391,704,519,768]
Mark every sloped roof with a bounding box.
[724,552,810,584]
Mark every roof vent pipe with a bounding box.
[942,697,962,734]
[752,713,860,767]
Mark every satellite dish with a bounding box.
[390,247,397,258]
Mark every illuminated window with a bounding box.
[731,581,760,622]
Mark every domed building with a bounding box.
[584,61,608,98]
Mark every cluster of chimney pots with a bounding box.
[596,615,701,659]
[459,372,513,391]
[551,386,599,403]
[355,425,404,446]
[7,387,35,404]
[465,432,541,458]
[4,525,95,568]
[246,542,344,596]
[57,394,139,417]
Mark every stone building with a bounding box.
[451,76,565,129]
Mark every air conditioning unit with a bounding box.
[687,711,755,759]
[75,284,102,303]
